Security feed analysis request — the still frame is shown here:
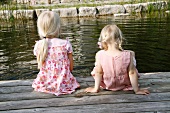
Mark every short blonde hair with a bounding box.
[36,11,60,69]
[99,24,124,50]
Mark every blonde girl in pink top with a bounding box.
[32,11,80,96]
[85,24,149,95]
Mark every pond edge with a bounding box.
[0,1,169,20]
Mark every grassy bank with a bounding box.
[0,0,169,10]
[0,0,169,21]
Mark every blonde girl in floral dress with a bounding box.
[32,11,80,96]
[85,24,149,95]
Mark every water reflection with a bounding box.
[0,13,170,80]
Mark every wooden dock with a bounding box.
[0,72,170,113]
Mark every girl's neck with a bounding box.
[107,44,120,52]
[105,45,122,57]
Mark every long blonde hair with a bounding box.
[99,24,124,50]
[37,11,60,69]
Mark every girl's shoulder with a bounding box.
[95,50,106,60]
[123,50,134,53]
[97,50,105,53]
[96,50,105,56]
[35,40,42,43]
[52,38,66,43]
[34,40,43,47]
[123,50,134,57]
[122,50,132,64]
[49,38,70,46]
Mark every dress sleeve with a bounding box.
[66,40,73,53]
[123,51,131,69]
[95,50,102,68]
[33,41,39,56]
[133,57,137,67]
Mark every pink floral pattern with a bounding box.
[32,38,80,96]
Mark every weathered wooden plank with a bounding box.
[1,83,170,102]
[0,83,91,94]
[0,72,170,113]
[0,77,170,94]
[0,82,91,94]
[0,72,170,87]
[0,92,170,111]
[0,77,93,87]
[0,79,32,87]
[0,86,33,94]
[0,77,170,88]
[1,101,170,113]
[140,72,170,79]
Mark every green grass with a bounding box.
[0,0,169,10]
[0,0,30,21]
[168,2,170,10]
[0,0,169,21]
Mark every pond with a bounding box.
[0,12,170,80]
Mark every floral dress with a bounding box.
[32,38,80,96]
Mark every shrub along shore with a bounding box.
[0,0,169,20]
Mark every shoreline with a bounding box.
[0,1,169,20]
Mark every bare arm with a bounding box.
[128,54,139,92]
[93,62,103,92]
[85,52,103,93]
[68,53,73,72]
[128,53,150,95]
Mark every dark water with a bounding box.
[0,12,170,80]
